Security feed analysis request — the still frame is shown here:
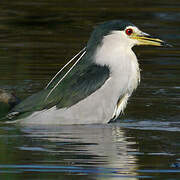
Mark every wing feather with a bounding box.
[8,50,110,120]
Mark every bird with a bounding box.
[6,20,169,125]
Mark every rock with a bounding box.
[0,89,20,118]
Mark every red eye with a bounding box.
[125,28,133,36]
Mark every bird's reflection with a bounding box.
[19,124,139,180]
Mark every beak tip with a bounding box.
[162,42,173,48]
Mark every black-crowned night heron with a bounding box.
[7,20,169,124]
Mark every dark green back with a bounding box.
[9,52,110,119]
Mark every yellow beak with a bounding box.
[131,32,171,47]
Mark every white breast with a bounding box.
[93,33,140,120]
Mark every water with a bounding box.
[1,124,180,179]
[0,0,180,179]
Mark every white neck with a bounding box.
[95,32,138,73]
[94,31,140,94]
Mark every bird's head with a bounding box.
[87,20,169,50]
[86,20,170,67]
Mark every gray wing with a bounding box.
[8,55,110,120]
